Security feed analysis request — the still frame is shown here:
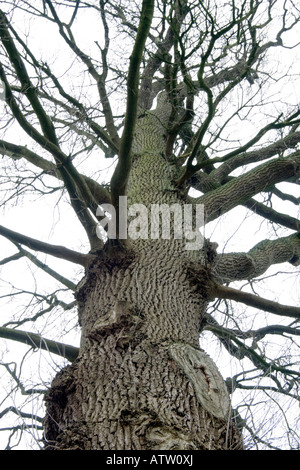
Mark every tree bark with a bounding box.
[43,95,243,451]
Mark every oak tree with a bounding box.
[0,0,300,450]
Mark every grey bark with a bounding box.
[213,233,300,283]
[43,94,242,451]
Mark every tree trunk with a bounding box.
[43,95,243,450]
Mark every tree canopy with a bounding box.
[0,0,300,450]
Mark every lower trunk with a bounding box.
[43,242,242,450]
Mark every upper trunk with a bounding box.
[43,94,243,450]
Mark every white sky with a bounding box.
[0,1,300,449]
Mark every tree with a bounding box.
[0,0,300,450]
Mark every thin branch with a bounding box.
[138,0,189,112]
[0,139,112,206]
[0,224,94,267]
[0,14,101,248]
[1,362,46,395]
[44,0,120,149]
[0,326,79,362]
[0,9,59,146]
[205,112,300,172]
[212,283,300,319]
[0,252,24,265]
[14,244,77,291]
[270,186,300,206]
[3,297,76,329]
[0,406,43,423]
[175,4,261,185]
[0,66,99,248]
[205,318,300,377]
[243,198,300,232]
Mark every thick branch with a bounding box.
[198,151,300,223]
[213,233,300,282]
[213,130,300,182]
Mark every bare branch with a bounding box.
[213,233,300,282]
[13,244,77,291]
[213,130,300,182]
[204,316,300,378]
[212,283,300,319]
[0,139,111,206]
[242,198,300,232]
[197,151,300,223]
[44,0,120,149]
[110,0,155,209]
[0,326,79,362]
[0,406,43,423]
[1,362,46,395]
[0,224,94,267]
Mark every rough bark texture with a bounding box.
[43,94,243,450]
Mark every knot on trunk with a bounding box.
[168,343,231,420]
[88,300,144,345]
